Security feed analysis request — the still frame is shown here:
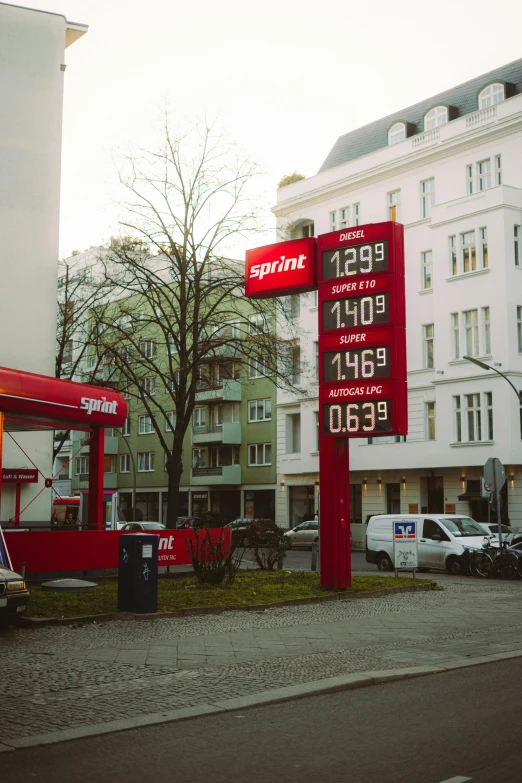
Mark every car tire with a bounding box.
[446,555,463,576]
[377,552,393,571]
[417,567,430,573]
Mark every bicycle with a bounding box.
[468,537,519,579]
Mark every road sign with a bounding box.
[393,520,418,569]
[484,457,505,492]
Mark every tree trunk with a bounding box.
[165,451,184,529]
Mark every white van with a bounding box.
[366,514,491,575]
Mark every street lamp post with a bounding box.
[462,355,522,537]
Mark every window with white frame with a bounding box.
[353,203,360,226]
[282,295,300,319]
[330,210,337,232]
[479,228,488,268]
[249,356,269,379]
[451,313,460,359]
[463,309,479,356]
[388,122,406,145]
[420,179,435,218]
[461,231,477,273]
[479,83,505,108]
[388,190,400,222]
[63,340,73,363]
[290,344,300,385]
[426,402,436,441]
[517,306,522,353]
[285,413,301,453]
[138,452,155,472]
[192,448,207,468]
[210,445,239,467]
[453,393,493,443]
[466,164,473,195]
[248,399,272,422]
[76,456,89,475]
[139,340,156,359]
[482,306,491,354]
[314,341,319,380]
[477,159,491,191]
[421,251,433,289]
[454,396,462,442]
[248,313,267,335]
[192,407,206,428]
[424,106,448,130]
[167,334,177,354]
[213,321,239,340]
[165,372,177,393]
[140,376,156,396]
[138,415,154,434]
[515,226,520,267]
[165,411,176,432]
[248,443,272,466]
[300,221,314,237]
[216,402,239,425]
[122,416,131,436]
[449,236,457,276]
[314,410,319,451]
[119,454,130,473]
[495,155,502,185]
[340,207,349,228]
[423,324,434,369]
[121,345,133,363]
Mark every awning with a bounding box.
[458,480,482,501]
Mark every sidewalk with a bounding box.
[2,573,522,751]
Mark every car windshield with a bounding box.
[142,523,164,530]
[439,517,485,537]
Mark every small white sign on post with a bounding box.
[393,520,418,572]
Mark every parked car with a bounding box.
[121,522,165,531]
[476,522,514,543]
[175,516,204,530]
[225,518,279,547]
[366,513,490,575]
[0,564,30,625]
[284,520,319,549]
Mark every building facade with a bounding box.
[274,59,522,541]
[0,2,87,522]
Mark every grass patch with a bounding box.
[24,571,432,620]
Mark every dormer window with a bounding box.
[388,123,406,146]
[479,83,505,109]
[424,106,448,131]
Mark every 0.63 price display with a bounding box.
[323,346,390,382]
[323,401,392,434]
[322,292,389,331]
[322,241,388,281]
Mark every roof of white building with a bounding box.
[319,58,522,173]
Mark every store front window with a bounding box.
[289,486,315,529]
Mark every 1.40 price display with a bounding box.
[322,293,389,331]
[323,401,392,434]
[323,347,390,382]
[322,241,388,281]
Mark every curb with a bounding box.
[1,647,521,753]
[17,582,435,629]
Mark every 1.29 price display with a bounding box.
[322,292,389,331]
[323,347,390,382]
[322,241,388,281]
[323,401,392,434]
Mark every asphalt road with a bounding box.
[3,658,521,782]
[245,547,372,573]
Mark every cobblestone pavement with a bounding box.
[3,575,522,743]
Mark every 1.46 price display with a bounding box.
[322,292,389,331]
[322,241,388,281]
[323,347,390,382]
[323,401,392,434]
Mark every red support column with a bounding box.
[88,428,105,531]
[319,435,351,589]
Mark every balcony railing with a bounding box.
[412,128,440,149]
[465,105,496,128]
[192,466,223,476]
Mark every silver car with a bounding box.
[284,520,319,549]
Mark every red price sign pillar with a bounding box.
[318,222,407,589]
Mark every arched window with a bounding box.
[388,123,406,145]
[479,83,505,109]
[424,106,448,131]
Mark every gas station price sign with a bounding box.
[318,221,407,438]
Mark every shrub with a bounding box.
[245,519,290,571]
[185,526,242,586]
[277,171,305,189]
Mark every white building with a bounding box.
[0,3,87,522]
[274,59,522,543]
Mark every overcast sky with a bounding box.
[22,0,522,256]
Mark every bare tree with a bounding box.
[94,121,303,527]
[54,256,111,462]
